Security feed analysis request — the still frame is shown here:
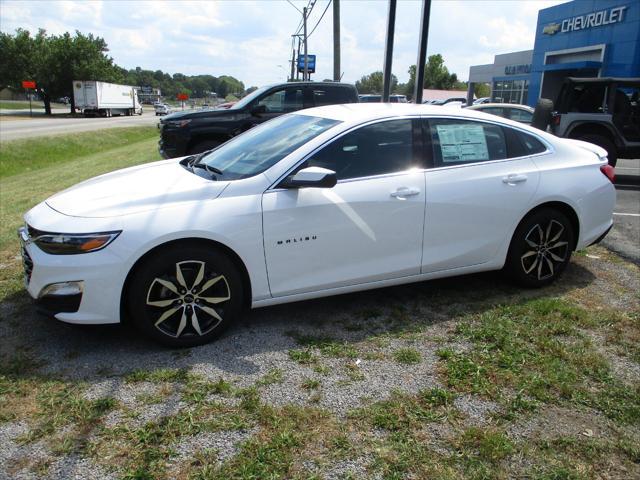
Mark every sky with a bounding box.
[0,0,568,88]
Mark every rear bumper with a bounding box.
[588,224,612,247]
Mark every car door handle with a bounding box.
[502,174,528,185]
[390,187,420,198]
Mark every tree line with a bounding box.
[0,29,245,114]
[355,54,490,100]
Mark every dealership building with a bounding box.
[467,0,639,107]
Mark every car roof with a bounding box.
[294,102,527,123]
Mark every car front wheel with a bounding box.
[506,209,574,288]
[128,244,243,347]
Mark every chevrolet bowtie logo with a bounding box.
[543,23,561,35]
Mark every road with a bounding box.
[0,109,159,141]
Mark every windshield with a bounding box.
[231,85,272,110]
[199,114,340,180]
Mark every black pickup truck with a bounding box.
[158,82,359,158]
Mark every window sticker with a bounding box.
[436,124,489,162]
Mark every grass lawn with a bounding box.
[0,100,44,110]
[0,126,160,302]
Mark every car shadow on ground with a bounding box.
[0,262,596,382]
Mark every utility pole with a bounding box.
[413,0,432,104]
[382,0,397,102]
[290,37,296,82]
[333,0,341,82]
[296,36,301,80]
[303,6,309,81]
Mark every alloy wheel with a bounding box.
[145,260,231,339]
[520,219,569,281]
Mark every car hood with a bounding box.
[162,108,234,121]
[46,159,229,218]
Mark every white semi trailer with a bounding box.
[73,81,143,117]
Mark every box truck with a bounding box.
[73,81,143,117]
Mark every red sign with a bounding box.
[177,93,189,100]
[22,80,36,89]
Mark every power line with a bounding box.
[285,0,302,14]
[307,0,331,39]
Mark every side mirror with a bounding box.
[279,167,337,189]
[250,104,267,116]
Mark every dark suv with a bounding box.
[159,82,359,158]
[550,77,640,166]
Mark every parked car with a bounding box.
[20,104,615,346]
[154,104,171,116]
[159,82,359,158]
[473,97,491,105]
[548,77,640,166]
[466,103,535,124]
[359,94,408,103]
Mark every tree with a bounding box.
[355,71,397,95]
[0,29,122,114]
[474,83,490,98]
[404,54,466,99]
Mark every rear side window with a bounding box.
[428,119,507,166]
[313,87,353,106]
[503,127,547,157]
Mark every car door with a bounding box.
[421,118,543,273]
[262,118,426,297]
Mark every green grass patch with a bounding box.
[437,298,640,424]
[0,126,157,178]
[393,347,422,365]
[352,388,457,431]
[0,100,44,110]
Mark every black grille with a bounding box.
[21,245,33,285]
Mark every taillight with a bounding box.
[600,164,615,183]
[551,113,561,126]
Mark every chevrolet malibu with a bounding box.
[20,104,616,347]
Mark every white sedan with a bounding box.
[20,104,616,346]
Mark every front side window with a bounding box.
[200,114,339,180]
[257,87,303,113]
[305,118,416,180]
[429,119,507,166]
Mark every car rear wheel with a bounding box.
[128,244,243,347]
[505,208,574,288]
[189,140,221,155]
[575,133,617,167]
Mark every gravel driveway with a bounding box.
[1,245,639,479]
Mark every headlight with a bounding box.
[31,231,121,255]
[165,119,191,128]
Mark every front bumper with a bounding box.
[19,226,126,325]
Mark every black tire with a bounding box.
[575,133,618,167]
[505,208,575,288]
[128,244,244,347]
[188,140,221,155]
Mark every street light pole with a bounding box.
[333,0,341,82]
[382,0,397,102]
[303,7,309,81]
[413,0,432,104]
